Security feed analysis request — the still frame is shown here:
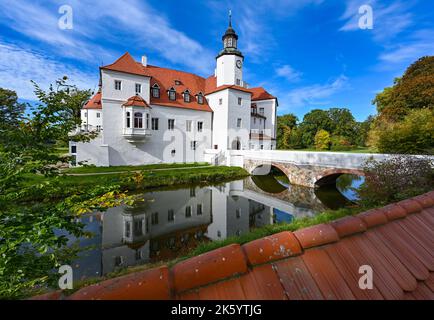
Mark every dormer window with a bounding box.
[197,92,204,104]
[183,90,190,103]
[151,84,160,98]
[174,80,182,86]
[168,87,176,101]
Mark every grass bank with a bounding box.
[63,162,209,174]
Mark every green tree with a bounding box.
[314,129,331,150]
[276,114,298,149]
[0,79,133,298]
[299,109,332,147]
[327,108,357,144]
[376,108,434,154]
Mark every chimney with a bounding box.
[141,55,147,67]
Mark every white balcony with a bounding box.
[122,127,151,142]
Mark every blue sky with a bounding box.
[0,0,433,121]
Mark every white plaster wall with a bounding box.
[227,89,251,150]
[206,91,229,150]
[101,69,150,103]
[101,100,212,166]
[253,99,277,139]
[72,135,109,166]
[216,54,243,87]
[81,109,103,130]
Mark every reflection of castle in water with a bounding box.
[72,178,325,280]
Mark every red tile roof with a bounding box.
[99,53,275,112]
[83,91,102,109]
[249,86,276,101]
[123,94,150,108]
[34,190,434,300]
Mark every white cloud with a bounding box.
[0,0,215,75]
[339,0,413,42]
[281,75,349,110]
[378,29,434,67]
[276,65,302,82]
[0,42,98,100]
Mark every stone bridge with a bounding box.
[226,150,413,188]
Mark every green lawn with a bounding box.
[283,147,377,153]
[63,162,210,174]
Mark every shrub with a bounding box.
[357,155,434,206]
[314,129,331,150]
[330,135,353,151]
[376,108,434,154]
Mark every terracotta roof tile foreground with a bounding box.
[31,191,434,300]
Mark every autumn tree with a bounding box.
[314,129,331,150]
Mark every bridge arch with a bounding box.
[315,168,365,187]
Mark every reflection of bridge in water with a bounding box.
[231,177,327,217]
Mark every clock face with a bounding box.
[236,60,242,69]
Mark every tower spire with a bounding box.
[229,9,232,27]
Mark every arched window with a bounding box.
[126,112,131,128]
[183,90,190,103]
[134,112,143,128]
[151,84,160,98]
[168,87,176,101]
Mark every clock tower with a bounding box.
[216,11,244,87]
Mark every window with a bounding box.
[126,112,131,128]
[151,118,159,130]
[236,208,241,219]
[71,145,77,154]
[168,88,176,101]
[84,112,87,117]
[134,220,143,236]
[151,84,160,98]
[96,125,102,132]
[197,121,203,132]
[135,250,143,261]
[254,118,256,124]
[236,79,240,85]
[146,113,149,129]
[125,221,131,238]
[96,112,101,118]
[135,83,141,93]
[259,107,264,115]
[186,120,192,132]
[228,37,233,47]
[114,256,123,267]
[197,204,203,215]
[237,118,242,128]
[260,144,264,150]
[151,212,159,225]
[197,93,204,104]
[190,187,196,197]
[168,119,175,131]
[219,98,222,105]
[174,80,181,85]
[134,112,143,128]
[171,149,176,157]
[185,206,192,218]
[238,97,242,105]
[183,90,190,102]
[114,80,122,90]
[168,209,174,222]
[214,144,218,149]
[190,141,197,150]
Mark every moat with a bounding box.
[62,173,364,282]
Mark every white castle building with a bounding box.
[70,18,278,166]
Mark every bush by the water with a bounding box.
[357,155,434,206]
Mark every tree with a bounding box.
[370,56,434,153]
[376,108,434,154]
[373,56,434,121]
[327,108,357,144]
[276,114,298,149]
[314,129,331,150]
[0,79,133,298]
[299,109,332,147]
